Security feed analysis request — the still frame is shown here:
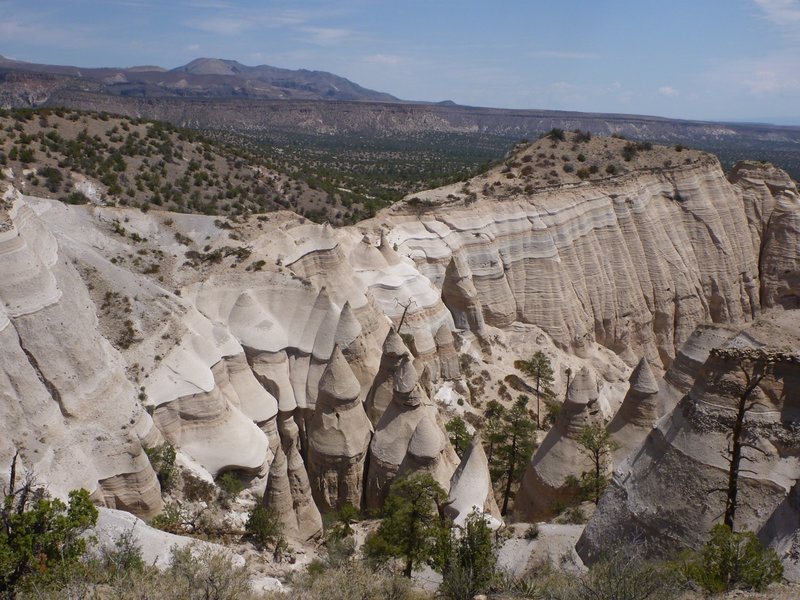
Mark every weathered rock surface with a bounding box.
[516,367,603,520]
[0,144,797,552]
[367,355,459,508]
[607,358,660,463]
[307,346,372,512]
[0,189,162,518]
[577,311,800,576]
[383,158,794,369]
[447,435,502,528]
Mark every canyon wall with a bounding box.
[0,146,796,538]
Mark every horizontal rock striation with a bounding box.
[383,159,794,368]
[577,311,800,572]
[0,188,162,518]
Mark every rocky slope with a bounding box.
[378,133,794,368]
[0,133,797,564]
[576,312,800,577]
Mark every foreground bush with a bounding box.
[682,524,783,593]
[1,454,98,598]
[275,561,424,600]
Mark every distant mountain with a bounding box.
[2,54,800,180]
[0,55,400,102]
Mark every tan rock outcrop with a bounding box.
[607,358,660,463]
[516,367,602,520]
[366,355,458,507]
[152,357,270,477]
[364,328,411,425]
[266,413,322,540]
[307,346,372,512]
[447,435,502,528]
[384,159,775,368]
[434,324,461,381]
[577,312,800,574]
[760,192,800,309]
[0,194,161,518]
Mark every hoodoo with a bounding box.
[307,346,372,512]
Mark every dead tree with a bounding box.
[395,297,416,333]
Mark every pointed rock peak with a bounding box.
[419,362,433,388]
[445,254,470,278]
[434,324,455,346]
[567,367,597,407]
[318,345,361,405]
[316,285,331,304]
[383,327,408,358]
[393,355,419,395]
[377,229,402,265]
[458,433,488,471]
[409,414,444,459]
[233,289,257,308]
[334,301,362,349]
[629,358,659,396]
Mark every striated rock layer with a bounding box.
[0,188,162,517]
[307,346,372,512]
[577,311,800,574]
[0,148,797,535]
[381,159,796,368]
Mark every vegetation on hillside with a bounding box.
[0,108,347,223]
[207,128,507,222]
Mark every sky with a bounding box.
[2,0,800,124]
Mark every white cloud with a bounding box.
[754,0,800,24]
[300,27,353,46]
[533,50,596,60]
[185,10,308,36]
[712,53,800,96]
[364,54,402,65]
[658,86,679,96]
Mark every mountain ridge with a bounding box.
[0,54,400,103]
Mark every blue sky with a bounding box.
[2,0,800,124]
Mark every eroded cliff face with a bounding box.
[0,141,795,538]
[576,312,800,573]
[0,183,472,535]
[379,154,795,369]
[0,187,162,518]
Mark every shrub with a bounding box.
[0,452,98,596]
[571,544,680,600]
[245,497,285,553]
[605,164,618,175]
[64,191,90,205]
[289,561,416,600]
[183,473,216,503]
[165,544,251,600]
[574,130,592,142]
[145,443,177,492]
[622,143,638,162]
[544,128,565,142]
[682,524,783,593]
[217,471,244,501]
[439,512,496,600]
